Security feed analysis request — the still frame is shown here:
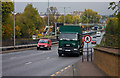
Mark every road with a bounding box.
[2,32,105,76]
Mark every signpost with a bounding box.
[84,35,92,61]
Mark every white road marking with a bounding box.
[25,62,32,65]
[46,57,50,59]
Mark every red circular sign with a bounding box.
[84,35,92,43]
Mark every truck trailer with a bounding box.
[58,25,83,57]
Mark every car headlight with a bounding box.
[58,48,62,50]
[45,45,47,47]
[74,48,78,50]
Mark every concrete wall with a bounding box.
[94,47,120,76]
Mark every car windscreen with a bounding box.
[59,33,77,40]
[39,40,47,43]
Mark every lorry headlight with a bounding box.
[60,39,63,40]
[45,45,47,47]
[73,39,77,40]
[74,48,78,50]
[58,48,62,50]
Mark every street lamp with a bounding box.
[48,0,49,26]
[13,0,16,48]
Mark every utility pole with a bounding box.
[48,0,49,26]
[87,10,89,61]
[64,7,65,24]
[63,7,71,24]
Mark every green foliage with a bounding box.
[16,4,45,38]
[2,2,14,39]
[65,14,72,24]
[57,14,80,24]
[44,14,55,26]
[82,9,101,23]
[2,2,13,25]
[108,1,120,15]
[95,44,100,47]
[106,17,119,36]
[57,15,64,23]
[72,16,81,24]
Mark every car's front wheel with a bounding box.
[49,47,51,50]
[37,47,39,50]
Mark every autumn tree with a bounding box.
[44,14,55,26]
[72,16,81,24]
[57,15,64,23]
[16,4,45,38]
[2,2,14,39]
[82,9,101,23]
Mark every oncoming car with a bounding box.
[91,40,96,44]
[37,39,51,50]
[96,32,101,37]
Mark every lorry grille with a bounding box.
[64,44,73,48]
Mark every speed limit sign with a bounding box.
[84,35,92,43]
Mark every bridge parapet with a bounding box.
[94,47,120,76]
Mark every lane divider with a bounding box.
[50,65,71,76]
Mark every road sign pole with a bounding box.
[87,43,89,61]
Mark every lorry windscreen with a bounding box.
[59,33,77,40]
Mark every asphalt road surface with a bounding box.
[2,32,105,76]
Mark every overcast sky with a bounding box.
[15,2,117,15]
[9,0,119,2]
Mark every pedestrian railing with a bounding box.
[82,48,93,62]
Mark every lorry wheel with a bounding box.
[76,54,80,57]
[58,53,62,57]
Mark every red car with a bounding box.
[91,40,96,44]
[37,39,52,50]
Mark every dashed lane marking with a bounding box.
[25,62,32,65]
[46,57,50,59]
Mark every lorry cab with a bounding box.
[37,39,51,50]
[58,25,83,57]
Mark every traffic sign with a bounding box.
[84,35,92,43]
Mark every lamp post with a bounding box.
[48,0,49,26]
[13,0,16,48]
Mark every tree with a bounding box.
[15,25,21,38]
[48,6,59,16]
[108,1,120,15]
[57,15,64,23]
[72,16,81,24]
[44,14,55,26]
[2,2,14,39]
[16,4,45,38]
[65,14,72,24]
[82,9,101,23]
[2,24,13,39]
[108,1,120,37]
[2,2,13,25]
